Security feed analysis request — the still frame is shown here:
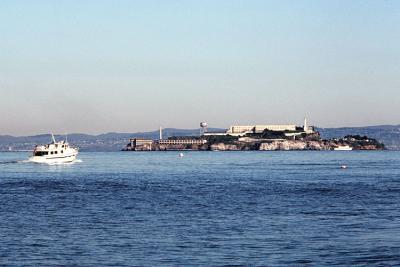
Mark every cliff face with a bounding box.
[209,139,383,151]
[259,140,330,151]
[260,140,306,151]
[208,140,332,151]
[210,143,240,151]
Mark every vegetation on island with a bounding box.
[331,135,385,150]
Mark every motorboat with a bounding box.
[29,134,79,164]
[334,145,353,151]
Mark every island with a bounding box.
[123,119,385,151]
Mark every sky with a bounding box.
[1,0,399,135]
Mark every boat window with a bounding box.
[61,150,63,153]
[51,151,53,154]
[55,151,58,154]
[34,151,49,156]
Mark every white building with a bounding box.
[157,139,207,145]
[226,124,297,136]
[224,118,314,137]
[303,117,315,134]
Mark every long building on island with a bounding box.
[205,118,314,137]
[124,128,208,151]
[227,124,297,135]
[158,139,207,145]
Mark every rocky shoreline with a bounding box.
[208,139,383,151]
[124,135,385,151]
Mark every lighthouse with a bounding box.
[303,117,314,133]
[304,117,308,132]
[159,126,163,140]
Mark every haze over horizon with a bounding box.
[1,1,400,136]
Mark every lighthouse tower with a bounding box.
[303,117,314,133]
[304,117,308,132]
[159,126,163,140]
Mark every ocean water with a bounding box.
[1,151,400,266]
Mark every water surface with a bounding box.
[1,151,400,266]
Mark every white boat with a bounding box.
[29,134,79,164]
[334,145,353,151]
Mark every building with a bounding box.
[203,118,314,137]
[128,138,153,150]
[303,117,314,134]
[157,139,207,145]
[226,124,297,136]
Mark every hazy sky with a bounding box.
[1,0,399,135]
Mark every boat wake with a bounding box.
[0,159,32,165]
[0,160,20,165]
[0,159,82,165]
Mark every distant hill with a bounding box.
[1,125,400,151]
[0,128,225,152]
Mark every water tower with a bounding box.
[200,122,208,135]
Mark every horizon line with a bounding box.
[2,123,400,137]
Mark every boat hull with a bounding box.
[334,148,353,151]
[29,153,78,164]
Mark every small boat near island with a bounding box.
[29,134,79,164]
[334,145,353,151]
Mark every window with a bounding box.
[34,151,48,156]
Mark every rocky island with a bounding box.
[123,119,385,151]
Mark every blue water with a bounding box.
[1,151,400,266]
